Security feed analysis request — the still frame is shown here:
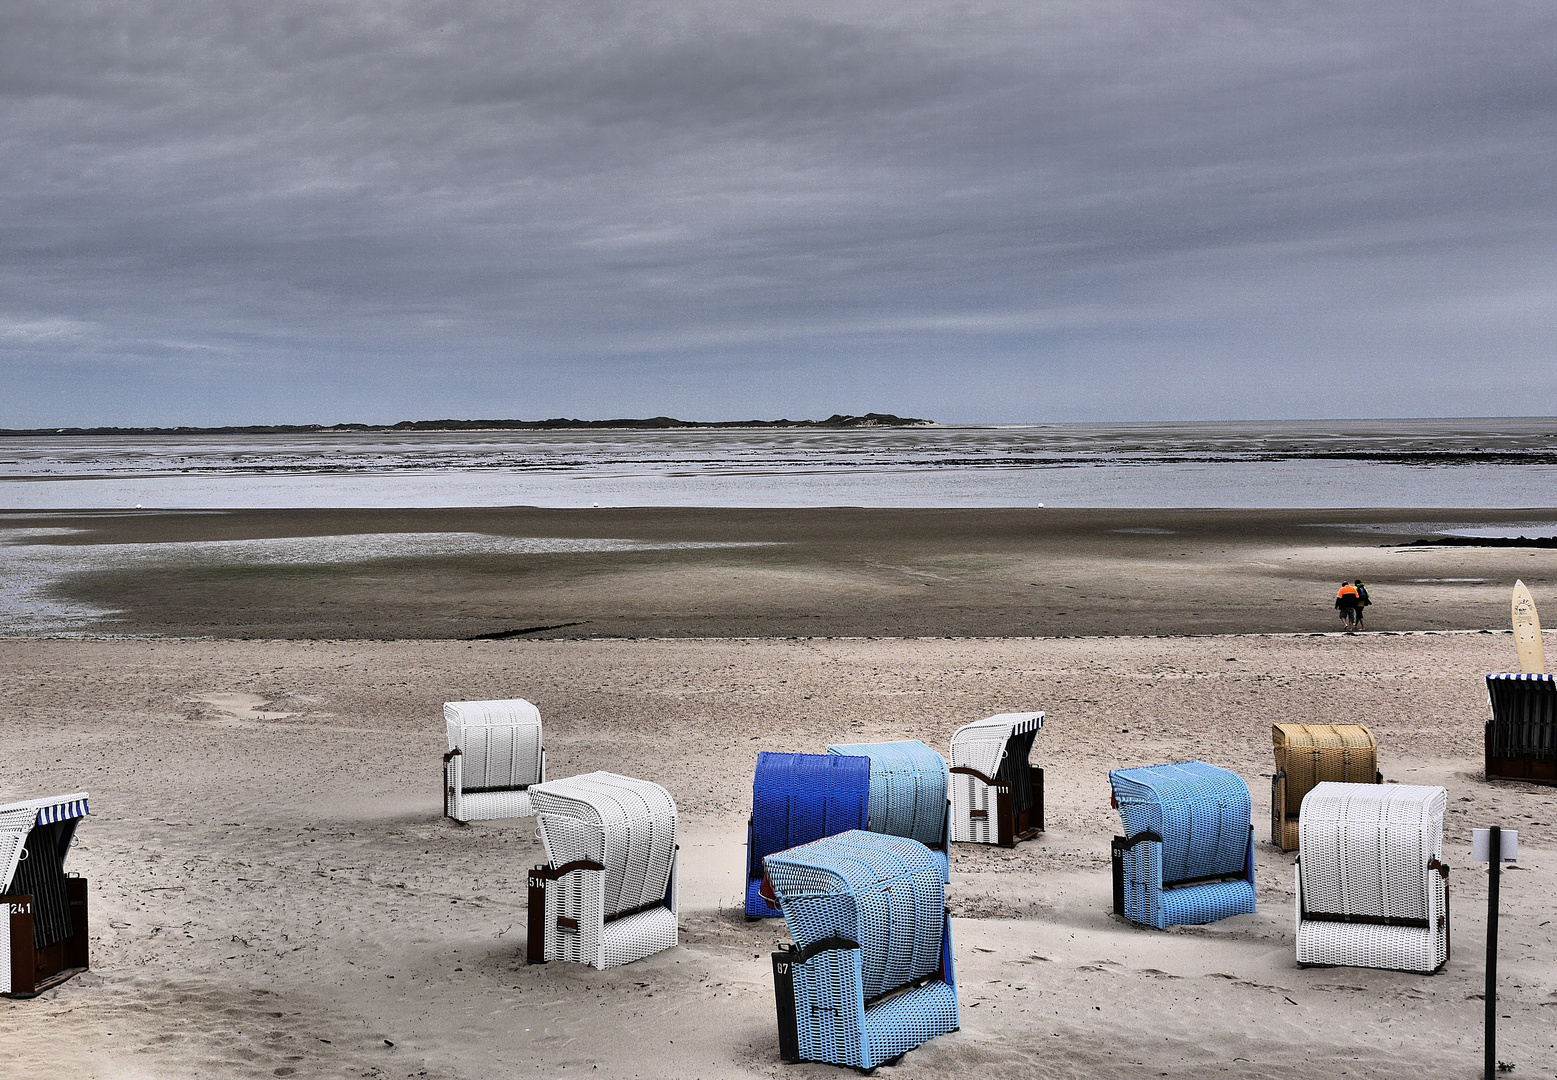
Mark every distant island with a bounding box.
[2,412,934,436]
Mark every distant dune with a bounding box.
[0,412,934,436]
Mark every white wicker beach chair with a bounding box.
[527,772,679,969]
[1295,782,1450,973]
[1,792,90,998]
[949,712,1044,846]
[443,699,545,822]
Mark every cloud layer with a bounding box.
[4,1,1555,424]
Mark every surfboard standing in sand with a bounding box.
[1512,579,1547,674]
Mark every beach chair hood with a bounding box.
[530,771,678,918]
[444,698,543,790]
[949,712,1043,779]
[0,793,88,895]
[765,829,945,998]
[1111,762,1251,882]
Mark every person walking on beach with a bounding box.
[1353,579,1371,630]
[1336,581,1361,631]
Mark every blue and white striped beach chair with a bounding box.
[827,740,950,882]
[1109,762,1256,929]
[1,792,91,998]
[766,830,959,1069]
[745,752,870,919]
[1484,673,1557,785]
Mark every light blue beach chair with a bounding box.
[827,740,950,882]
[1109,761,1256,929]
[766,830,959,1069]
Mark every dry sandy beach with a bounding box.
[2,631,1555,1079]
[2,509,1556,1078]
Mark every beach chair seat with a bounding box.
[1,793,90,998]
[443,698,545,822]
[1484,674,1557,785]
[948,712,1044,846]
[827,741,951,882]
[1295,782,1450,973]
[744,752,870,919]
[766,830,958,1069]
[1110,762,1256,929]
[526,772,678,969]
[1271,724,1381,851]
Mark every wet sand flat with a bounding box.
[5,506,1556,638]
[1,632,1554,1079]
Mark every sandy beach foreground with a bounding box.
[1,632,1553,1079]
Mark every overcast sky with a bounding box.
[3,1,1554,427]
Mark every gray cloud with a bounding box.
[2,1,1554,425]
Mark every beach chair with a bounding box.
[1295,782,1450,973]
[1,793,90,998]
[1484,674,1557,785]
[1110,762,1256,929]
[1271,724,1381,851]
[744,752,870,919]
[766,830,959,1069]
[526,772,678,969]
[443,698,545,822]
[827,741,951,882]
[948,712,1044,846]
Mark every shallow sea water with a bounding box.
[2,419,1556,509]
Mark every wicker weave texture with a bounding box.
[745,752,870,918]
[444,698,543,788]
[1296,866,1448,972]
[790,948,869,1068]
[951,775,996,844]
[1118,835,1257,928]
[766,830,944,999]
[1272,725,1378,813]
[1485,674,1557,758]
[539,859,680,969]
[1111,762,1251,881]
[948,713,1043,779]
[532,772,678,918]
[827,741,948,850]
[450,786,533,822]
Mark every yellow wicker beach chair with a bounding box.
[1271,724,1381,851]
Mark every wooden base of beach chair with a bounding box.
[1,880,89,998]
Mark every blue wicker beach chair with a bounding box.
[766,830,959,1069]
[745,752,871,919]
[827,740,951,882]
[1109,761,1256,929]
